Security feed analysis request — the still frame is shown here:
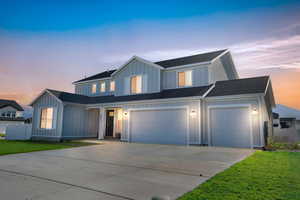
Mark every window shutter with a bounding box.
[142,74,148,93]
[124,77,130,95]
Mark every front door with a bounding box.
[105,110,114,137]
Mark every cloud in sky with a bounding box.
[0,1,300,109]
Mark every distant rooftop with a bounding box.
[0,99,24,111]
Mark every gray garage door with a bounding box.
[209,107,252,148]
[130,108,187,145]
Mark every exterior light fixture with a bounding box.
[123,112,128,117]
[190,110,197,117]
[252,108,258,115]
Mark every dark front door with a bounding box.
[105,110,114,137]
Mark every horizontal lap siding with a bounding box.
[32,93,63,138]
[62,105,99,138]
[120,100,201,144]
[114,59,160,96]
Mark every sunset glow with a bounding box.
[1,1,300,109]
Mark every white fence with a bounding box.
[5,124,32,140]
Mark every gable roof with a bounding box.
[0,99,24,111]
[206,76,270,97]
[47,86,211,105]
[155,49,227,68]
[73,69,117,84]
[73,50,229,83]
[111,56,164,77]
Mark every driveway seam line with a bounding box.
[0,168,135,200]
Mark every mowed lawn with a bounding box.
[0,140,97,156]
[178,151,300,200]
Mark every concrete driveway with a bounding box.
[0,142,253,200]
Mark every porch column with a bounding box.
[98,108,106,139]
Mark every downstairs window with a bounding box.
[40,107,54,129]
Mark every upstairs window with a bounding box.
[131,75,142,94]
[92,84,97,94]
[100,81,106,92]
[40,108,54,129]
[178,70,192,87]
[110,81,115,92]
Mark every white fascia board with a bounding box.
[29,89,63,106]
[73,77,111,85]
[162,61,211,71]
[86,96,203,109]
[202,84,215,98]
[111,56,164,77]
[210,49,229,63]
[204,93,264,101]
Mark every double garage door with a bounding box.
[209,106,252,148]
[128,106,253,148]
[129,108,187,145]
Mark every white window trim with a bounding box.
[176,70,193,88]
[92,83,97,94]
[110,80,115,92]
[37,107,57,130]
[100,81,106,93]
[130,75,142,94]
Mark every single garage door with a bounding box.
[209,106,252,148]
[130,108,187,145]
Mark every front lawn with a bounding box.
[0,140,98,156]
[178,151,300,200]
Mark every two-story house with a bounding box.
[30,49,275,148]
[0,99,25,133]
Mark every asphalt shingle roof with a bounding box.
[48,85,211,104]
[155,49,227,68]
[207,76,269,97]
[73,69,117,84]
[0,99,24,111]
[73,50,227,83]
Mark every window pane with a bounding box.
[100,82,105,92]
[136,76,142,93]
[185,70,192,86]
[178,72,185,87]
[131,76,137,94]
[40,108,53,129]
[110,81,115,91]
[92,84,97,93]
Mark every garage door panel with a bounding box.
[210,107,251,148]
[130,109,187,145]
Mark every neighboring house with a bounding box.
[0,99,25,133]
[30,49,275,148]
[272,104,300,142]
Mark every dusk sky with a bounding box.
[0,0,300,109]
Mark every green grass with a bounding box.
[0,140,98,156]
[178,151,300,200]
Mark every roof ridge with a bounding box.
[155,49,227,64]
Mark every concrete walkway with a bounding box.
[0,142,253,200]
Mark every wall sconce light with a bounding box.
[190,110,197,118]
[123,112,128,117]
[252,108,258,115]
